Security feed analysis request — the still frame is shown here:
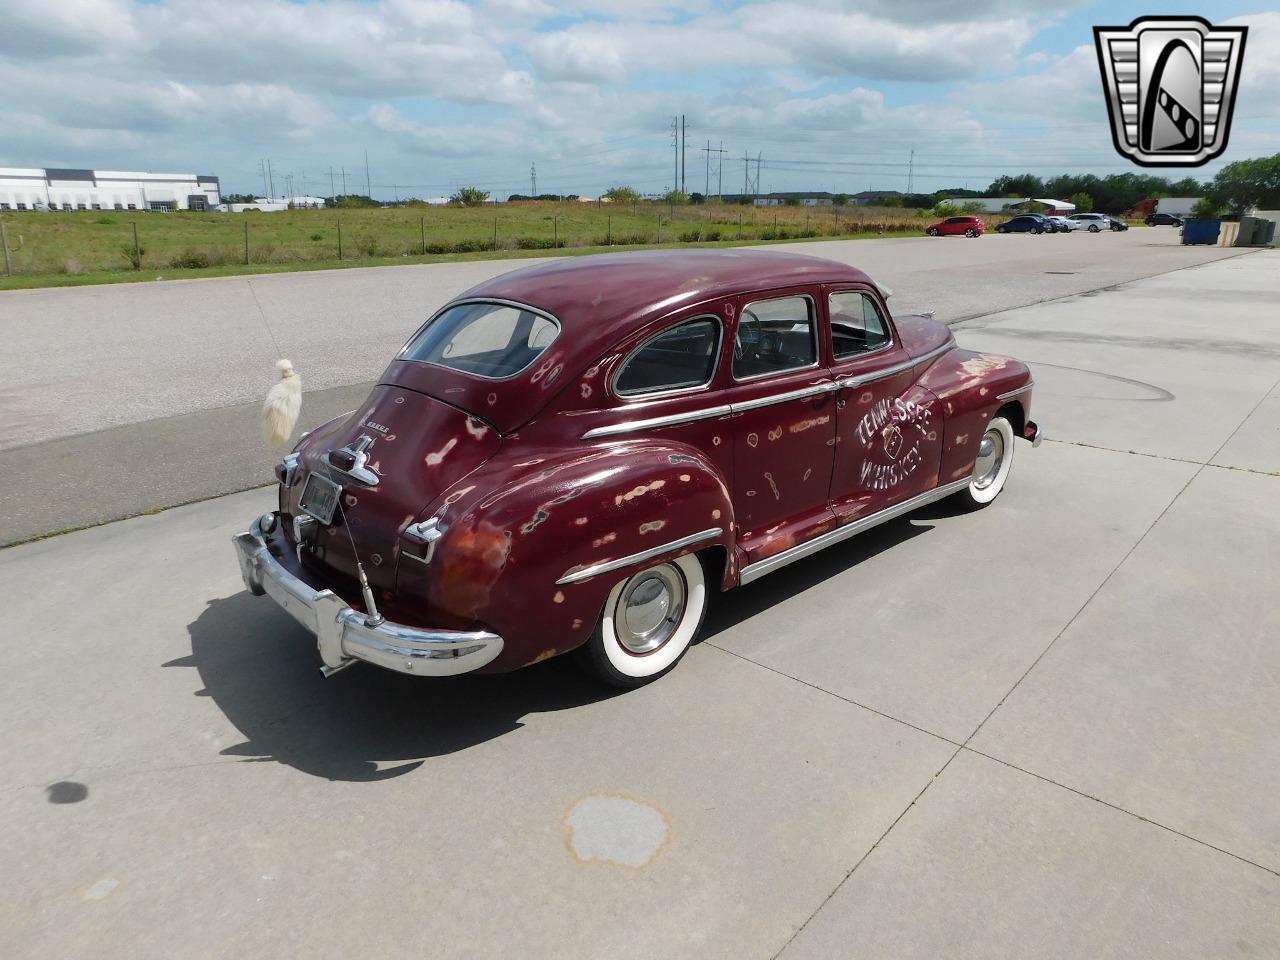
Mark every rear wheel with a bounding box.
[964,228,976,237]
[1089,224,1101,232]
[927,227,940,237]
[1031,226,1042,234]
[952,416,1015,511]
[576,553,708,688]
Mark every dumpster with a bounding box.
[1257,218,1278,246]
[1181,219,1221,245]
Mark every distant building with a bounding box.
[943,197,1077,215]
[853,190,903,206]
[0,167,221,212]
[226,196,328,212]
[1154,197,1203,217]
[752,191,835,207]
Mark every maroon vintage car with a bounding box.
[233,250,1039,687]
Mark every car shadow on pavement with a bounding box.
[178,594,618,783]
[700,510,953,642]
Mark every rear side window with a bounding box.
[615,317,720,396]
[399,301,559,379]
[829,291,891,359]
[733,295,816,379]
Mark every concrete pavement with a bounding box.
[0,229,1249,544]
[0,251,1277,958]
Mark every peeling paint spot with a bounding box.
[585,365,600,378]
[764,472,780,500]
[768,426,782,441]
[679,474,691,482]
[369,553,383,566]
[344,494,358,507]
[521,509,551,534]
[803,468,812,481]
[443,485,476,506]
[426,437,459,466]
[593,532,617,548]
[712,436,722,446]
[575,517,589,525]
[565,795,670,869]
[639,520,666,534]
[746,490,757,497]
[384,434,396,442]
[711,509,721,520]
[581,383,592,398]
[487,393,498,406]
[465,417,488,440]
[529,648,559,664]
[572,618,583,629]
[615,479,665,506]
[668,454,699,465]
[746,432,758,448]
[553,591,565,604]
[789,415,831,434]
[394,396,405,404]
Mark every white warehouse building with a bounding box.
[0,168,222,212]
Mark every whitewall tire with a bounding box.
[578,553,708,688]
[954,415,1015,510]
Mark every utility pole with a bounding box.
[717,140,725,199]
[340,167,347,196]
[364,149,372,200]
[907,147,915,194]
[743,151,750,197]
[267,159,274,200]
[702,140,711,196]
[670,116,679,194]
[329,166,335,200]
[680,114,686,194]
[531,162,537,198]
[259,160,269,199]
[756,153,762,202]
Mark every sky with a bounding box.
[1,0,1277,199]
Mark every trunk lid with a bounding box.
[290,384,500,595]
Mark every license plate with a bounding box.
[299,472,342,525]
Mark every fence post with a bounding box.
[657,215,662,245]
[243,220,249,265]
[336,216,343,259]
[132,222,140,270]
[1,220,11,277]
[607,216,611,246]
[553,215,558,248]
[805,211,810,234]
[493,215,499,251]
[774,213,778,232]
[738,213,743,240]
[420,217,426,255]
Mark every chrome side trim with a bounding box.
[731,380,839,412]
[837,341,952,390]
[738,478,972,585]
[996,381,1035,401]
[582,405,733,439]
[556,527,723,585]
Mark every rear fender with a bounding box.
[402,440,735,670]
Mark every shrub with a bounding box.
[704,228,722,242]
[169,249,211,269]
[309,232,324,241]
[450,187,491,207]
[679,229,702,242]
[604,186,641,204]
[424,241,452,255]
[451,239,488,253]
[120,244,146,269]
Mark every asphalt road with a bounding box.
[0,228,1248,544]
[1,251,1276,958]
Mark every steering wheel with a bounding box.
[734,308,762,361]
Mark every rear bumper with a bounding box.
[1025,420,1042,447]
[232,515,503,677]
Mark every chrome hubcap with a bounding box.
[615,564,686,655]
[972,429,1004,489]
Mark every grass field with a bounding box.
[0,201,981,291]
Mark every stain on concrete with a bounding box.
[82,877,120,901]
[565,794,670,868]
[46,781,88,804]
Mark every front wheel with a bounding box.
[1031,226,1042,234]
[927,227,940,237]
[952,416,1015,511]
[1089,224,1101,232]
[964,228,976,237]
[576,553,708,688]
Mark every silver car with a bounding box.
[1067,213,1112,233]
[1046,216,1080,232]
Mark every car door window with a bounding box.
[829,292,891,359]
[615,317,720,396]
[732,295,816,380]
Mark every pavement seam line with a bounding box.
[703,641,961,747]
[1043,437,1280,478]
[961,746,1280,880]
[961,366,1280,751]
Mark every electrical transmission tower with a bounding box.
[743,151,762,199]
[701,141,728,198]
[680,115,686,194]
[531,162,537,197]
[907,148,915,194]
[671,116,679,193]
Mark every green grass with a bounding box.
[0,202,939,291]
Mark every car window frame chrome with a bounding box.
[611,313,725,401]
[827,287,896,364]
[730,292,820,384]
[395,297,563,383]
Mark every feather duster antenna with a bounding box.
[262,359,302,447]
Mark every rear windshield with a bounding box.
[399,301,559,379]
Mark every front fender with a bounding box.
[404,439,735,671]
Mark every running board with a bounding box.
[738,478,973,585]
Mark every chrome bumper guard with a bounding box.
[1027,421,1043,447]
[232,517,503,677]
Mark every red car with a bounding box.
[926,215,985,237]
[233,250,1039,688]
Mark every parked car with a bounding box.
[1145,212,1184,226]
[1045,216,1079,233]
[1109,217,1129,231]
[233,251,1040,688]
[926,215,984,237]
[1067,213,1114,233]
[996,214,1051,234]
